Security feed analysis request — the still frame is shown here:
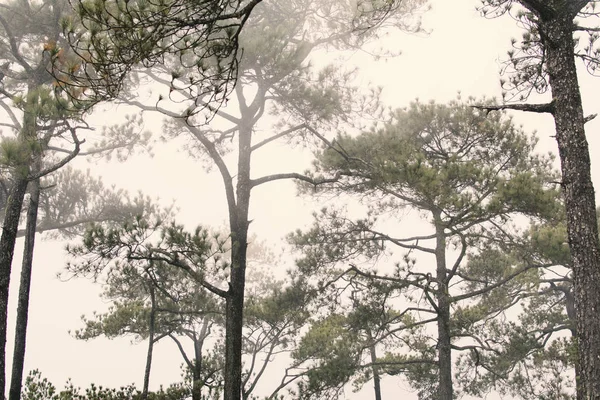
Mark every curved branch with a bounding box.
[250,171,341,188]
[0,99,21,131]
[250,123,306,152]
[29,126,84,180]
[451,263,551,303]
[0,14,33,74]
[168,333,194,370]
[446,233,468,282]
[132,251,229,298]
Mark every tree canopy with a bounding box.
[2,0,600,399]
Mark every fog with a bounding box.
[2,0,598,399]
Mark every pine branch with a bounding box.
[0,14,32,75]
[249,171,342,188]
[133,251,229,299]
[574,26,600,32]
[0,99,21,130]
[29,126,84,180]
[250,123,307,152]
[347,265,432,294]
[451,263,551,303]
[172,0,262,25]
[168,333,194,370]
[473,101,555,115]
[446,233,468,282]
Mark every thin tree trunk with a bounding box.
[367,332,382,400]
[192,318,209,400]
[0,88,37,399]
[7,176,40,400]
[0,177,28,399]
[142,285,156,400]
[224,259,246,400]
[223,118,252,400]
[434,215,452,400]
[564,286,580,400]
[541,11,600,400]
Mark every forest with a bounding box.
[0,0,598,399]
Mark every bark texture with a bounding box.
[223,116,252,400]
[0,87,37,398]
[8,177,40,400]
[191,319,209,400]
[368,338,382,400]
[434,215,452,400]
[141,285,156,400]
[0,177,28,399]
[536,5,600,399]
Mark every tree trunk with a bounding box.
[0,87,38,398]
[367,332,382,400]
[541,12,600,400]
[192,337,202,400]
[434,215,452,400]
[224,246,246,400]
[7,177,40,400]
[0,176,28,399]
[192,318,209,400]
[141,285,156,400]
[223,118,252,400]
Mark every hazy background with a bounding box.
[6,0,600,398]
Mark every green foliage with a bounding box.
[68,216,314,399]
[0,0,89,113]
[67,215,230,283]
[22,369,190,400]
[68,0,259,107]
[37,167,157,238]
[287,271,427,399]
[454,211,576,399]
[289,207,384,276]
[528,221,570,266]
[293,314,362,398]
[315,97,559,221]
[479,1,600,101]
[0,138,34,170]
[74,299,151,341]
[291,96,564,398]
[67,214,229,344]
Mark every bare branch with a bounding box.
[250,123,307,152]
[185,122,237,213]
[362,227,437,254]
[17,217,107,237]
[451,263,552,303]
[0,14,33,74]
[347,265,432,293]
[141,69,241,125]
[127,97,236,213]
[168,333,194,370]
[446,233,468,282]
[29,126,84,180]
[574,26,600,32]
[584,113,597,124]
[250,171,342,188]
[472,101,555,115]
[0,99,21,131]
[244,328,284,397]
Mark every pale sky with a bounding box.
[6,0,600,399]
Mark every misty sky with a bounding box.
[6,0,600,399]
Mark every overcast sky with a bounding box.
[6,0,600,399]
